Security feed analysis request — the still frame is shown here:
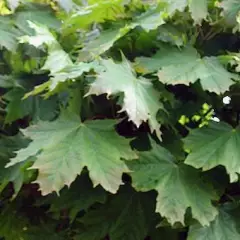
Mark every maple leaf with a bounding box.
[14,4,61,34]
[65,0,125,30]
[184,121,240,182]
[87,55,163,139]
[20,22,99,95]
[129,7,165,31]
[76,186,156,240]
[137,47,235,94]
[0,16,20,51]
[219,0,240,26]
[6,113,137,195]
[164,0,208,24]
[79,28,129,61]
[127,139,218,226]
[188,204,240,240]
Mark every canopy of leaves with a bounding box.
[0,0,240,239]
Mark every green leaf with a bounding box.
[157,24,186,46]
[19,22,72,75]
[219,0,240,26]
[188,0,208,24]
[138,47,235,94]
[87,55,164,139]
[184,121,240,182]
[0,134,32,196]
[164,0,188,15]
[65,0,125,30]
[188,204,240,240]
[127,139,218,226]
[0,75,20,88]
[7,113,137,195]
[130,7,165,31]
[0,16,20,51]
[3,87,58,123]
[45,173,107,221]
[76,186,156,240]
[79,28,129,61]
[19,21,57,48]
[14,4,61,34]
[49,61,101,90]
[164,0,208,23]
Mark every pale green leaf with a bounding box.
[165,0,208,23]
[188,0,208,24]
[49,61,101,90]
[6,0,20,11]
[19,22,72,74]
[157,24,185,46]
[188,204,240,240]
[7,113,137,195]
[130,8,165,31]
[14,5,61,34]
[127,139,218,226]
[65,0,125,30]
[142,47,235,94]
[219,0,240,26]
[87,55,164,139]
[184,122,240,182]
[41,44,73,75]
[165,0,187,15]
[79,28,129,61]
[0,16,20,51]
[19,21,56,47]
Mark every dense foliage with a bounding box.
[1,0,240,239]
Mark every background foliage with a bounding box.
[0,0,240,239]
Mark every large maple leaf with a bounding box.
[184,122,240,182]
[136,47,235,94]
[127,139,218,226]
[86,55,164,139]
[6,113,137,195]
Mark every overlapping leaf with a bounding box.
[20,22,97,94]
[137,47,235,94]
[164,0,208,24]
[65,0,125,30]
[127,139,218,226]
[184,121,240,182]
[219,0,240,26]
[188,204,240,240]
[87,55,164,139]
[6,112,137,195]
[0,16,20,51]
